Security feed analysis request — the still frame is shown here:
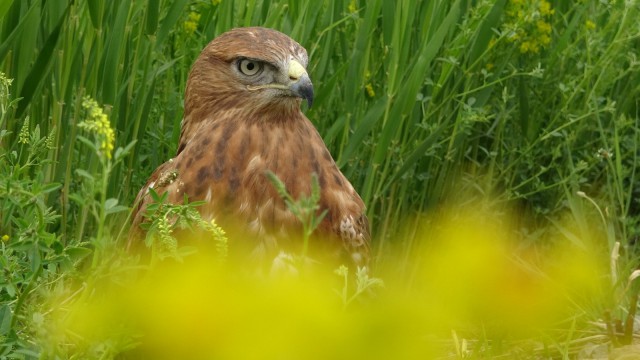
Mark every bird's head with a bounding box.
[185,27,313,118]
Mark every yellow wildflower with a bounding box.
[539,0,555,15]
[519,40,540,54]
[348,0,357,14]
[505,0,554,54]
[536,20,551,34]
[183,12,201,35]
[18,117,30,144]
[539,34,551,46]
[585,20,596,30]
[80,97,115,159]
[365,83,375,98]
[1,234,8,242]
[0,72,13,100]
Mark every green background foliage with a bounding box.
[1,0,639,357]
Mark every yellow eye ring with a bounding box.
[238,59,262,76]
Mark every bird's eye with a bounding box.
[238,59,263,76]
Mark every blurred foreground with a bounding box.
[39,201,617,359]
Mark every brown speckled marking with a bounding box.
[197,166,209,183]
[333,173,344,188]
[186,156,195,170]
[213,123,237,181]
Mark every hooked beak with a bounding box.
[287,59,314,108]
[245,59,314,108]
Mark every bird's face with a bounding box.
[186,27,313,115]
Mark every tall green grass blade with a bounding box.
[100,1,129,105]
[145,0,160,36]
[155,0,190,50]
[338,96,387,168]
[468,0,506,65]
[86,0,104,30]
[13,3,40,95]
[0,0,14,24]
[15,3,70,118]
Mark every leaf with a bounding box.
[65,246,93,260]
[76,135,98,152]
[114,140,137,162]
[75,169,95,181]
[68,193,87,206]
[40,182,61,194]
[0,304,13,335]
[105,205,129,215]
[104,198,128,215]
[104,198,118,210]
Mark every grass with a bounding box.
[1,0,640,358]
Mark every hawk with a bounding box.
[130,27,369,268]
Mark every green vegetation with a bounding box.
[1,0,639,358]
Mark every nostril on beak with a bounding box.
[289,75,297,81]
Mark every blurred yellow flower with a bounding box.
[348,0,357,14]
[50,200,609,358]
[586,20,596,30]
[536,20,551,34]
[1,234,8,242]
[539,0,554,15]
[365,83,375,98]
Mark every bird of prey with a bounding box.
[130,27,369,268]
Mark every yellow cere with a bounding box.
[288,59,307,81]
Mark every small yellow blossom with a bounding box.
[539,34,551,46]
[505,0,554,54]
[80,97,115,159]
[0,72,13,100]
[183,12,201,35]
[46,126,56,149]
[585,20,596,30]
[1,234,8,242]
[539,0,555,15]
[536,20,551,34]
[18,117,30,144]
[348,0,357,14]
[365,83,375,98]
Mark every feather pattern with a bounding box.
[130,27,370,267]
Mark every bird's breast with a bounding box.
[171,116,363,250]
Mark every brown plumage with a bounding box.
[130,27,369,268]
